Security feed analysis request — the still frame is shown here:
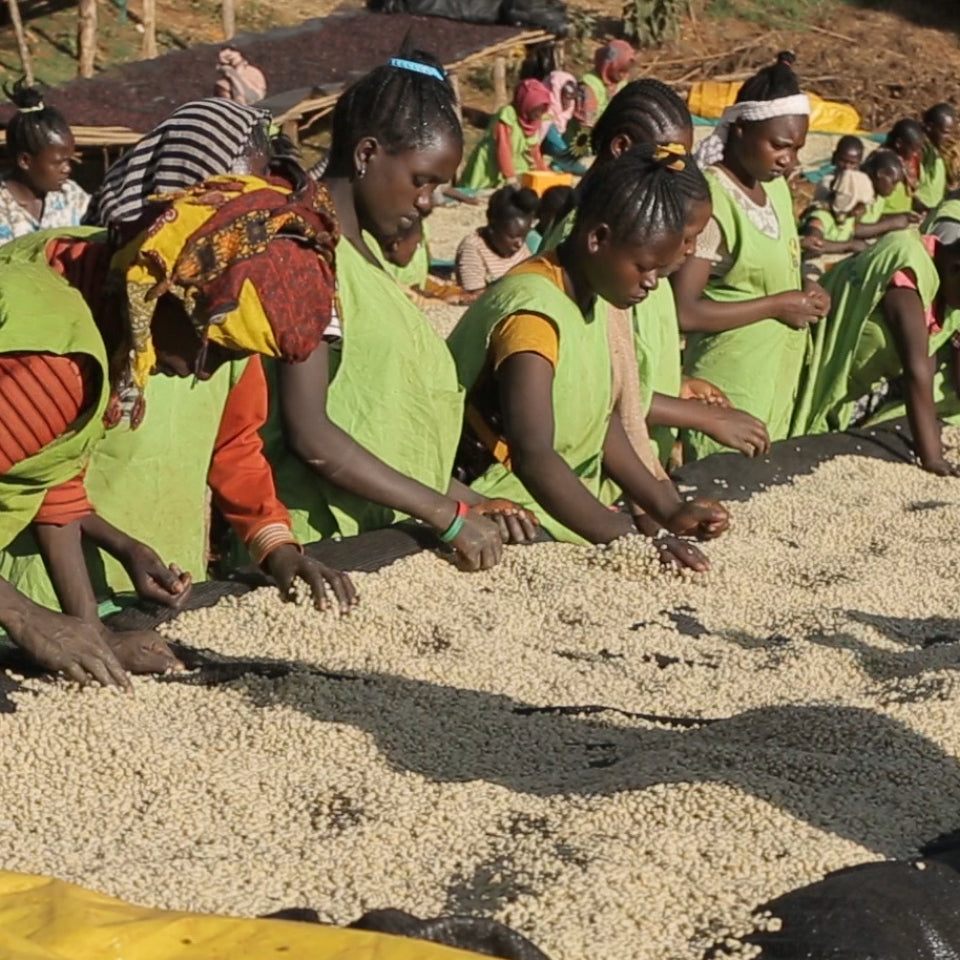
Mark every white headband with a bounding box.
[694,93,811,169]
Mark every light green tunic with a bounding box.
[265,237,465,542]
[801,206,856,243]
[916,141,948,210]
[447,264,612,544]
[683,171,805,459]
[362,220,431,289]
[791,229,958,435]
[460,105,540,190]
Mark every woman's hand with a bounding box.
[265,545,357,613]
[118,540,193,609]
[653,534,711,573]
[773,290,825,329]
[664,498,730,540]
[469,499,540,544]
[103,629,185,675]
[9,605,131,690]
[801,234,825,254]
[447,513,504,571]
[703,407,771,457]
[681,377,731,408]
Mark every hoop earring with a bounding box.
[355,163,367,181]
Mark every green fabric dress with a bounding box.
[0,228,247,611]
[447,266,612,544]
[362,221,431,289]
[882,181,914,215]
[916,141,947,210]
[791,229,958,435]
[860,194,887,226]
[0,237,110,552]
[264,237,465,543]
[801,207,856,243]
[682,171,805,460]
[460,105,540,190]
[633,282,683,465]
[925,197,960,235]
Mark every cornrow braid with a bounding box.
[591,78,691,158]
[327,49,461,176]
[576,143,694,244]
[4,78,72,158]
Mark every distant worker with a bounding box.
[215,46,267,106]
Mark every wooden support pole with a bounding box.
[78,0,98,78]
[6,0,34,85]
[141,0,157,58]
[221,0,235,40]
[449,70,463,123]
[493,55,508,110]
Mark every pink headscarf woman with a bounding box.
[543,71,577,136]
[513,78,552,135]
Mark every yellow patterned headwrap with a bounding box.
[112,174,340,389]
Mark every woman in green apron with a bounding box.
[574,40,636,130]
[447,145,729,569]
[672,56,830,460]
[267,54,533,571]
[791,230,960,475]
[916,104,955,212]
[0,177,353,686]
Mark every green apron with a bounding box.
[460,105,540,190]
[791,229,950,435]
[0,238,110,552]
[925,197,960,235]
[801,207,856,243]
[882,181,913,215]
[0,224,246,610]
[683,171,805,459]
[916,141,947,210]
[860,195,886,226]
[633,281,682,464]
[447,266,612,544]
[362,220,431,289]
[265,237,464,542]
[538,206,576,254]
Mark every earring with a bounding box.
[355,163,367,180]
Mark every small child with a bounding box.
[455,186,539,292]
[801,145,872,257]
[832,135,865,173]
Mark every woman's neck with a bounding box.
[5,172,44,209]
[556,240,595,315]
[719,147,759,195]
[323,175,382,267]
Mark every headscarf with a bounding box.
[215,47,268,106]
[595,40,635,91]
[84,99,271,228]
[112,174,339,398]
[544,71,577,135]
[694,94,811,168]
[513,78,552,136]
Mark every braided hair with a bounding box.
[488,185,539,226]
[591,78,691,158]
[327,49,461,176]
[885,118,925,154]
[863,147,905,179]
[576,143,704,245]
[5,78,72,159]
[736,51,801,103]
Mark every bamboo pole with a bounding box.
[492,55,507,110]
[78,0,97,78]
[141,0,157,58]
[221,0,235,40]
[6,0,34,85]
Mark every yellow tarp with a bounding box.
[688,81,862,134]
[0,871,483,960]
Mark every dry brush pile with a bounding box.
[3,447,960,959]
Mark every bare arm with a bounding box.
[647,393,771,456]
[33,521,99,621]
[498,351,635,543]
[854,212,920,240]
[671,256,795,334]
[881,287,953,474]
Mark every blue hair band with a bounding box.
[388,57,446,82]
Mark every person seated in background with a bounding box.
[830,134,864,174]
[0,79,88,245]
[539,71,587,175]
[214,46,267,105]
[448,146,729,569]
[575,40,636,130]
[800,158,872,258]
[456,185,539,292]
[459,79,551,190]
[881,118,925,215]
[916,102,956,212]
[526,184,573,253]
[857,148,922,239]
[370,218,477,307]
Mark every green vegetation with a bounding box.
[622,0,684,45]
[706,0,842,28]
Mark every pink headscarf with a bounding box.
[513,78,552,136]
[544,70,577,135]
[595,40,636,91]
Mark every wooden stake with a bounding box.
[77,0,97,78]
[141,0,157,58]
[449,70,463,123]
[6,0,34,85]
[493,55,507,110]
[221,0,236,40]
